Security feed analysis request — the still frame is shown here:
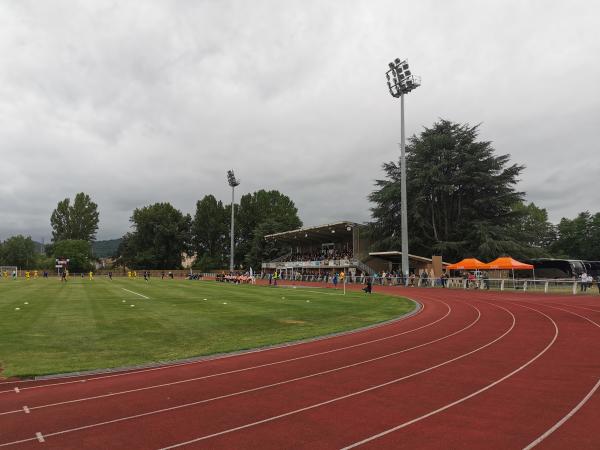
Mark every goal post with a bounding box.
[0,266,19,278]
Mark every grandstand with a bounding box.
[261,221,446,277]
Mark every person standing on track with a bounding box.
[362,279,372,294]
[580,272,588,292]
[482,271,490,290]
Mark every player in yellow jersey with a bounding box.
[89,271,94,280]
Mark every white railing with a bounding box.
[246,274,599,295]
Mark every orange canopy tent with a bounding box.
[483,257,533,270]
[483,256,535,283]
[446,258,487,270]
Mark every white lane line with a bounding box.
[35,432,44,443]
[14,387,19,393]
[121,288,149,299]
[340,302,558,449]
[0,302,453,416]
[519,301,600,449]
[0,299,430,396]
[0,303,481,447]
[544,304,600,329]
[157,302,515,450]
[523,377,600,449]
[552,302,600,317]
[22,406,30,414]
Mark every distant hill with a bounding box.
[92,239,122,258]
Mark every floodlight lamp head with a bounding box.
[385,57,420,97]
[227,170,240,187]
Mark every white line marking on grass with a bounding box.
[35,432,44,443]
[0,302,452,417]
[121,288,149,299]
[340,302,558,449]
[523,377,600,449]
[0,303,482,447]
[22,406,29,414]
[158,302,517,449]
[301,289,344,296]
[0,298,425,394]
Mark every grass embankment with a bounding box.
[0,278,414,378]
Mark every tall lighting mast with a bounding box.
[385,58,420,285]
[227,170,240,272]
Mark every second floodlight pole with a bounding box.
[400,93,409,286]
[230,185,235,272]
[385,57,420,286]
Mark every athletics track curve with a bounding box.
[0,285,599,449]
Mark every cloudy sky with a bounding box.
[1,0,598,241]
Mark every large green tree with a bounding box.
[244,218,291,270]
[52,240,93,272]
[0,235,37,268]
[551,211,600,260]
[50,192,99,242]
[118,203,191,269]
[235,190,302,268]
[369,120,528,260]
[509,201,556,257]
[191,195,228,270]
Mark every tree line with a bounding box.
[117,189,302,271]
[1,119,598,270]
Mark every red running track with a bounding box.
[0,286,599,449]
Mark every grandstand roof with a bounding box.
[264,221,362,244]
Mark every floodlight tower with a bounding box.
[227,170,240,272]
[385,58,420,285]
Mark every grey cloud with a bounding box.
[1,0,599,241]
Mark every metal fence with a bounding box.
[250,273,600,296]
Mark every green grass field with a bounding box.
[0,278,414,378]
